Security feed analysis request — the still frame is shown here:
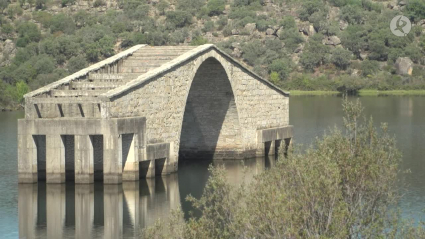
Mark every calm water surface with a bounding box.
[1,96,425,238]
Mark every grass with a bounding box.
[289,90,340,96]
[358,90,425,96]
[288,90,425,96]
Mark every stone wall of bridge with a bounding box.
[106,48,289,164]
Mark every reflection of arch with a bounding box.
[179,57,242,160]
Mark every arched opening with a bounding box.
[179,58,242,160]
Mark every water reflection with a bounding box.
[19,157,273,238]
[18,175,181,239]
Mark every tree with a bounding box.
[300,34,330,71]
[331,47,352,69]
[166,10,192,28]
[157,0,169,15]
[269,59,292,81]
[405,0,425,22]
[340,4,364,24]
[67,55,87,74]
[142,100,425,239]
[207,0,225,16]
[341,25,367,58]
[361,59,380,77]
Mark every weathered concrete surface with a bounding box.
[19,44,292,184]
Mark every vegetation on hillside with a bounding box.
[141,99,425,238]
[0,0,424,109]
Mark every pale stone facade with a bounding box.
[18,44,293,184]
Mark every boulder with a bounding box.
[266,28,275,35]
[299,24,315,36]
[4,39,15,56]
[339,20,348,30]
[398,0,407,6]
[276,27,284,38]
[231,29,240,35]
[360,52,368,61]
[232,47,242,58]
[244,23,256,34]
[323,36,341,46]
[395,57,414,75]
[231,42,240,49]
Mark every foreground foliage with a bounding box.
[142,99,425,238]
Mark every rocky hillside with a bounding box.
[0,0,425,109]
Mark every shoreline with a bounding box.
[289,90,425,96]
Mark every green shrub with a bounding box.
[93,0,105,7]
[405,0,425,22]
[61,0,75,7]
[242,40,266,66]
[1,23,13,35]
[340,4,364,24]
[190,35,208,46]
[16,22,41,46]
[207,0,225,16]
[331,47,352,69]
[202,20,214,32]
[166,10,192,28]
[157,0,169,15]
[298,0,325,21]
[49,13,76,34]
[361,59,379,76]
[269,59,292,81]
[67,55,87,74]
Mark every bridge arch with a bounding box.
[179,57,243,160]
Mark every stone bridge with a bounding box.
[18,44,293,184]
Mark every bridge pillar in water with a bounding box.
[75,135,94,184]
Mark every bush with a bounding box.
[157,0,169,15]
[361,59,379,77]
[242,40,266,66]
[340,4,364,24]
[166,10,192,28]
[202,20,214,32]
[1,23,13,36]
[298,0,325,21]
[61,0,75,7]
[93,0,105,7]
[16,22,41,46]
[49,13,76,34]
[142,100,425,239]
[190,35,208,46]
[405,0,425,22]
[207,0,225,16]
[269,59,292,81]
[331,47,352,69]
[67,55,87,74]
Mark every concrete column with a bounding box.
[162,142,178,175]
[18,131,38,183]
[75,135,94,184]
[123,134,139,181]
[265,140,275,156]
[103,123,122,184]
[123,182,139,237]
[18,184,37,239]
[46,135,65,183]
[104,185,123,239]
[46,184,65,239]
[75,184,94,239]
[140,160,155,178]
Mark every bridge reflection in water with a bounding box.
[18,156,275,239]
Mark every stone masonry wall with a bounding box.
[180,58,242,153]
[107,48,289,158]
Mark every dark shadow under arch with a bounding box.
[179,57,242,161]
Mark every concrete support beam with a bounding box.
[103,133,122,184]
[123,134,139,181]
[18,130,38,183]
[75,184,94,239]
[47,184,65,238]
[265,140,276,156]
[18,184,37,239]
[139,160,155,178]
[75,135,94,184]
[104,185,123,239]
[46,135,65,183]
[145,142,177,175]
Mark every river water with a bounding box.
[1,96,425,238]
